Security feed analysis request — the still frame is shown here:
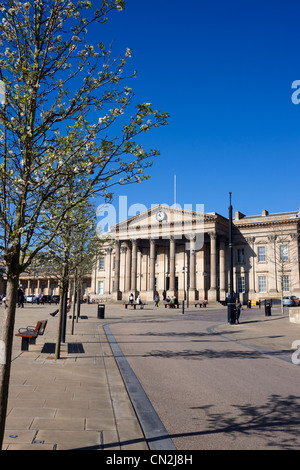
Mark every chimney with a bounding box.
[235,211,245,220]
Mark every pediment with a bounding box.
[109,204,214,240]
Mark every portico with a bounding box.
[93,205,229,302]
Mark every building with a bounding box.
[0,267,92,302]
[91,204,300,304]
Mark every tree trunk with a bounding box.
[76,282,81,322]
[55,278,65,360]
[71,281,77,335]
[0,264,20,449]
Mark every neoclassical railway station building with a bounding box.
[91,204,300,304]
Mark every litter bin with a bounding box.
[247,300,251,309]
[97,304,105,319]
[227,303,236,324]
[265,301,271,316]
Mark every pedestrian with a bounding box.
[136,295,144,309]
[162,290,166,301]
[235,298,241,324]
[129,293,134,304]
[154,293,160,307]
[17,285,24,308]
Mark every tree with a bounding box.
[0,0,168,447]
[40,197,105,357]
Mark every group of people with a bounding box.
[128,291,179,309]
[160,293,179,308]
[129,292,144,308]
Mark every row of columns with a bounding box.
[114,236,187,296]
[112,232,226,300]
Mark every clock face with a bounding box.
[156,211,166,222]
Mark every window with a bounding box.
[258,246,266,262]
[237,276,245,293]
[98,281,104,295]
[99,257,105,270]
[281,275,289,292]
[237,248,244,264]
[258,276,267,293]
[280,245,288,262]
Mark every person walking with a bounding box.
[17,285,25,308]
[235,298,241,324]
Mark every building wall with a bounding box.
[91,206,300,304]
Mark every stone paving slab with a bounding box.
[2,300,249,451]
[212,307,300,360]
[3,300,298,451]
[1,302,151,450]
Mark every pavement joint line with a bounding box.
[207,323,295,366]
[103,323,176,451]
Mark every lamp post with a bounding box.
[227,192,235,324]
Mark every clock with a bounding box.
[156,211,166,222]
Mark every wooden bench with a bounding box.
[123,302,147,309]
[15,320,48,351]
[191,300,208,308]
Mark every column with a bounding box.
[169,236,175,293]
[131,239,137,293]
[105,247,112,294]
[247,237,256,298]
[113,239,121,300]
[208,232,217,301]
[149,238,155,293]
[125,242,131,293]
[219,238,226,301]
[291,233,300,295]
[120,245,127,293]
[189,235,196,301]
[197,247,205,299]
[145,238,156,301]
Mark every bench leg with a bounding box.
[125,304,127,309]
[21,337,36,351]
[21,337,29,351]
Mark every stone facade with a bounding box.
[91,205,300,304]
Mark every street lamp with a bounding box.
[182,249,191,309]
[227,192,235,324]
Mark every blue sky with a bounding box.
[93,0,300,221]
